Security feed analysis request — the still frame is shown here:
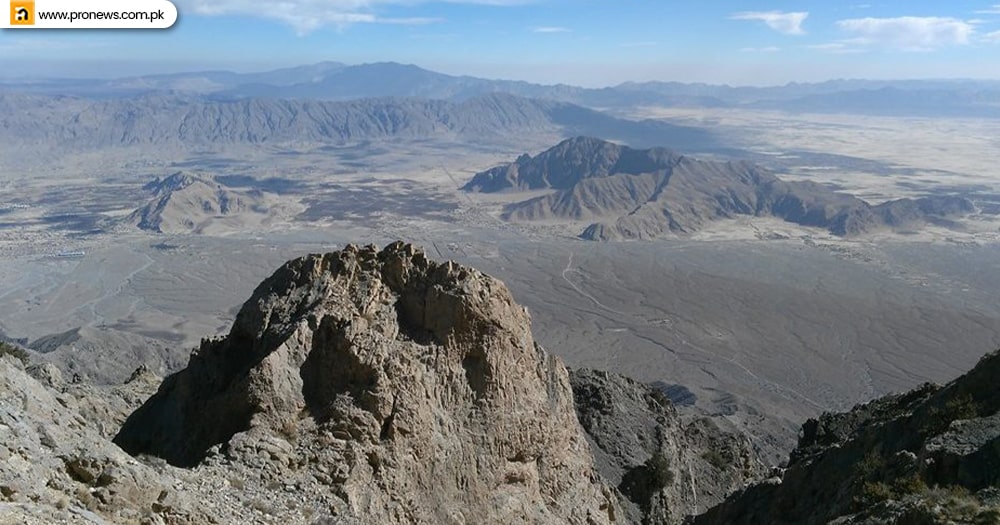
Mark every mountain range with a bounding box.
[0,92,719,154]
[465,137,975,240]
[4,62,1000,118]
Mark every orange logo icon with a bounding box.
[10,1,34,25]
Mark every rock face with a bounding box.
[570,369,767,524]
[695,350,1000,525]
[114,242,617,524]
[465,137,974,239]
[0,355,194,524]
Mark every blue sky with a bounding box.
[3,1,1000,86]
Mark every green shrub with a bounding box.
[618,450,675,513]
[648,450,675,487]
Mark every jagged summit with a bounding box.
[142,171,198,196]
[462,136,683,192]
[114,242,617,523]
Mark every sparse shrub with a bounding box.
[618,450,675,514]
[854,450,885,481]
[702,448,728,471]
[859,481,894,506]
[946,394,979,421]
[975,507,1000,525]
[924,393,979,435]
[893,474,928,496]
[0,342,29,365]
[648,450,675,488]
[943,485,972,500]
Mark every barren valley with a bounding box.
[3,91,1000,464]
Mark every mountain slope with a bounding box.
[571,369,766,524]
[695,349,1000,524]
[466,137,974,239]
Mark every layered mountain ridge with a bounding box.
[465,137,975,239]
[0,93,715,154]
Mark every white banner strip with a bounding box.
[5,0,177,29]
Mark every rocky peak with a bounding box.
[114,242,618,523]
[462,136,682,192]
[142,171,198,197]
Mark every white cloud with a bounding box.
[986,30,1000,42]
[176,0,533,33]
[740,46,781,53]
[837,16,974,51]
[975,4,1000,14]
[730,11,808,35]
[807,42,866,54]
[532,26,570,33]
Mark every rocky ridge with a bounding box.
[0,93,714,155]
[695,350,1000,524]
[464,137,975,240]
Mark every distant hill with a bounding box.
[466,137,975,240]
[125,172,271,234]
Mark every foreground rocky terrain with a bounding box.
[696,349,1000,524]
[2,243,999,524]
[1,243,762,523]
